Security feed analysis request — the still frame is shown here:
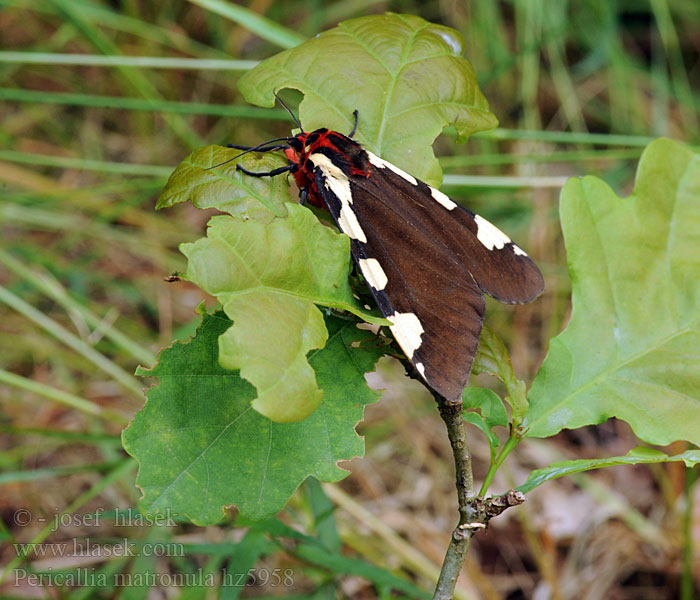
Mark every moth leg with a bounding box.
[236,164,295,178]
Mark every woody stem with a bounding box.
[432,393,477,600]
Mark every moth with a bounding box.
[226,107,544,402]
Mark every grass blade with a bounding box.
[187,0,307,49]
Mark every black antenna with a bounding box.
[348,110,359,138]
[206,90,303,171]
[274,90,304,132]
[206,137,291,171]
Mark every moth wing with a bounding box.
[311,168,481,401]
[310,152,543,401]
[360,153,545,304]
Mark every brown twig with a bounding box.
[400,360,525,598]
[432,393,477,599]
[431,391,525,600]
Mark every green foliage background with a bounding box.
[1,2,699,598]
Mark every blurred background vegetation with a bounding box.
[1,1,699,598]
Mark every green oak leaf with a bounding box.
[218,295,326,423]
[122,310,383,524]
[462,387,508,459]
[180,203,384,422]
[473,325,528,426]
[156,147,290,221]
[525,139,700,445]
[517,447,700,494]
[238,13,498,187]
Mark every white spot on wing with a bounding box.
[512,245,528,256]
[309,152,347,183]
[474,214,511,250]
[367,152,418,185]
[388,312,424,360]
[309,153,367,243]
[337,204,367,243]
[430,186,457,210]
[415,362,426,378]
[358,258,388,291]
